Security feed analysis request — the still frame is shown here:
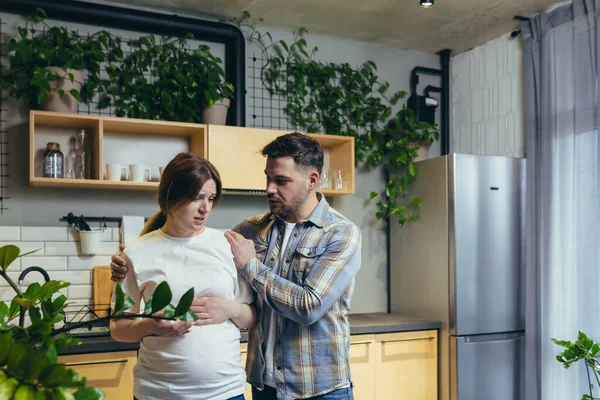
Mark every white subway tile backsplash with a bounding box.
[1,226,127,306]
[0,227,20,241]
[45,242,79,256]
[0,291,16,302]
[0,242,44,256]
[21,227,68,242]
[68,285,92,300]
[68,256,112,270]
[21,256,68,271]
[52,271,92,285]
[47,241,119,257]
[112,228,121,243]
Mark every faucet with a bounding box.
[18,266,50,327]
[18,266,50,285]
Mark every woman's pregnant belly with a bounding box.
[134,321,245,398]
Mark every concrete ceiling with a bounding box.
[99,0,566,54]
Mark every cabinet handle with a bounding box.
[352,340,375,345]
[65,359,128,367]
[381,336,435,344]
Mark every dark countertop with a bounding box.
[60,313,440,356]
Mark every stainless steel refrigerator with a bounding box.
[390,154,525,400]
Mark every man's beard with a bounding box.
[270,185,309,218]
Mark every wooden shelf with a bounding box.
[30,177,159,191]
[29,111,355,196]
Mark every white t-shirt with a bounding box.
[120,227,254,400]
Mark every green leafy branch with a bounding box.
[227,13,439,225]
[552,332,600,400]
[0,244,197,400]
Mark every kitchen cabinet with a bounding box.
[29,110,355,195]
[208,125,355,195]
[58,350,137,398]
[374,330,438,400]
[349,334,377,399]
[240,343,254,399]
[239,330,437,400]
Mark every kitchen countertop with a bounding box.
[60,313,441,355]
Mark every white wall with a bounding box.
[0,8,442,313]
[451,33,525,158]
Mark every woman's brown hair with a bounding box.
[141,152,222,235]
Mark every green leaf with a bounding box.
[174,288,194,318]
[39,364,78,388]
[8,299,20,320]
[19,248,42,258]
[161,304,175,318]
[0,332,12,363]
[369,191,378,200]
[113,284,125,314]
[74,386,105,400]
[150,281,172,314]
[408,164,417,177]
[14,297,34,310]
[0,302,7,321]
[69,89,83,102]
[179,309,199,322]
[0,245,20,271]
[279,40,289,53]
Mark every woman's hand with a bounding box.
[148,318,193,336]
[192,297,239,326]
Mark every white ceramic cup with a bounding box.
[129,164,151,182]
[106,163,127,181]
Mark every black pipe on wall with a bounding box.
[438,49,452,155]
[0,0,246,127]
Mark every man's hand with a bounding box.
[110,244,128,283]
[191,297,239,326]
[224,231,257,271]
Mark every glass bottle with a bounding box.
[75,129,91,179]
[65,136,76,179]
[42,142,64,178]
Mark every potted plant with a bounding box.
[552,332,600,400]
[100,33,234,124]
[0,8,111,113]
[0,244,197,399]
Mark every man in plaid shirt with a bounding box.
[111,133,361,399]
[225,133,361,400]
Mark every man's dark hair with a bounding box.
[261,132,324,175]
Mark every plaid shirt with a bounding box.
[233,194,362,399]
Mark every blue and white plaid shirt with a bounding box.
[233,193,362,399]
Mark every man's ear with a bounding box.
[308,170,320,191]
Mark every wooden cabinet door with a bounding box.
[375,331,438,400]
[59,350,137,399]
[350,334,376,399]
[208,125,287,191]
[240,343,254,400]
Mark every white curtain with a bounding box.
[521,0,600,399]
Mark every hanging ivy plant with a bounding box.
[229,13,439,225]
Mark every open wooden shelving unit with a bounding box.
[29,110,355,196]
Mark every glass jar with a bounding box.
[43,142,64,178]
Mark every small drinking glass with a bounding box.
[319,168,331,190]
[334,169,347,190]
